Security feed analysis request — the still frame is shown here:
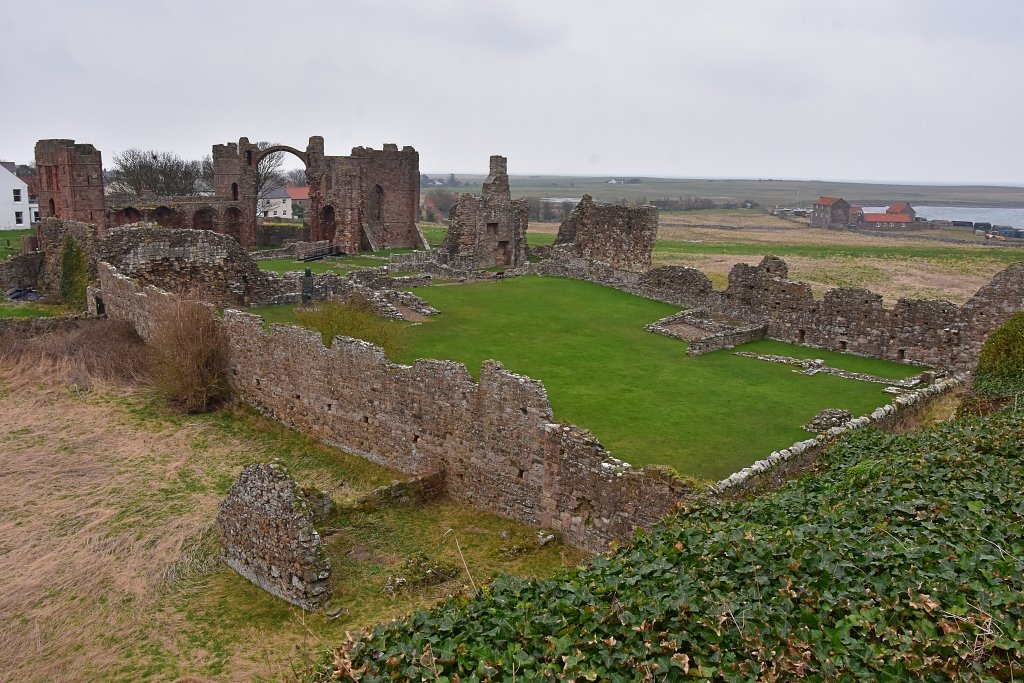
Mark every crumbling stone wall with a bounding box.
[442,156,529,269]
[36,218,100,296]
[97,264,692,552]
[554,195,658,270]
[0,251,43,290]
[518,252,1024,372]
[97,224,266,307]
[216,462,331,610]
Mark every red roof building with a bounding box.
[811,196,851,228]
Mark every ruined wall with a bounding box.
[106,197,248,246]
[36,218,100,295]
[442,156,529,269]
[97,224,266,307]
[216,462,331,610]
[555,195,658,270]
[520,253,1024,372]
[97,264,692,552]
[0,251,43,290]
[35,139,106,225]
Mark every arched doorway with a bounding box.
[120,207,142,226]
[193,207,217,231]
[153,206,183,228]
[321,205,337,243]
[48,198,55,216]
[224,207,243,241]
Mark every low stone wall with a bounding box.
[251,243,298,259]
[389,249,475,274]
[713,375,965,499]
[216,462,331,610]
[257,224,310,248]
[686,323,768,355]
[97,264,693,552]
[355,471,445,511]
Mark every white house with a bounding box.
[0,162,31,230]
[260,184,292,219]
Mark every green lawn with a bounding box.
[248,278,919,481]
[0,228,34,260]
[0,300,65,319]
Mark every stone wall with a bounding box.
[0,251,43,290]
[554,195,658,270]
[36,218,100,296]
[355,471,446,511]
[97,224,266,307]
[713,376,965,499]
[441,156,529,269]
[518,253,1024,373]
[97,265,693,552]
[257,223,310,247]
[216,462,331,610]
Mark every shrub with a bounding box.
[147,299,230,413]
[59,236,88,310]
[294,298,407,358]
[974,311,1024,397]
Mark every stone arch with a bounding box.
[193,207,218,231]
[224,207,243,241]
[153,206,183,229]
[119,207,142,226]
[321,205,337,243]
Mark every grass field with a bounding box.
[0,301,66,319]
[0,228,33,260]
[0,355,586,681]
[251,277,919,481]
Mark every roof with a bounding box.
[287,186,309,201]
[863,213,913,223]
[815,196,843,206]
[263,184,290,200]
[849,205,863,215]
[887,203,911,213]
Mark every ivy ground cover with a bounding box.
[311,409,1024,681]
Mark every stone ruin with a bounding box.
[216,461,331,609]
[441,156,529,268]
[554,194,659,270]
[35,135,424,253]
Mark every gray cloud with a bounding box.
[1,0,1020,185]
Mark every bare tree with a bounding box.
[109,149,204,197]
[254,142,286,215]
[284,168,307,186]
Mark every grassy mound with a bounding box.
[309,410,1024,681]
[974,311,1024,398]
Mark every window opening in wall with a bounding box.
[798,329,806,343]
[326,403,332,412]
[897,349,906,361]
[14,211,23,225]
[486,222,498,235]
[412,434,419,444]
[839,340,848,351]
[518,468,525,479]
[255,378,261,386]
[231,183,239,201]
[13,189,21,202]
[246,150,253,165]
[362,415,369,424]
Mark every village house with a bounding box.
[860,202,917,229]
[0,162,33,230]
[810,196,850,228]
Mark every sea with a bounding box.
[862,206,1024,228]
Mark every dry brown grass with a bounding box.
[148,299,231,413]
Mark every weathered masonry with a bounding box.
[554,194,659,271]
[442,156,529,268]
[521,254,1024,372]
[36,135,424,252]
[97,264,692,553]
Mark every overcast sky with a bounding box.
[2,0,1021,185]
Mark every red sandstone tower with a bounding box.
[35,139,106,225]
